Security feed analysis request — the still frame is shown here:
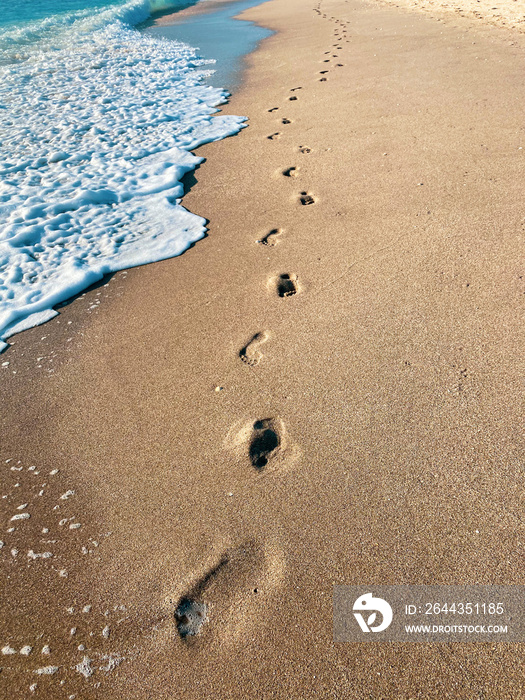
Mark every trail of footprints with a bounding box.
[315,0,350,80]
[173,418,293,641]
[174,0,353,644]
[5,8,353,664]
[257,77,320,370]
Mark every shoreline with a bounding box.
[2,0,525,697]
[151,0,253,25]
[145,0,273,90]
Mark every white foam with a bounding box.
[0,10,245,350]
[99,653,123,672]
[75,656,94,678]
[27,550,53,559]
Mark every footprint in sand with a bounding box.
[281,118,292,125]
[290,87,302,92]
[320,78,328,82]
[267,132,281,140]
[249,418,283,469]
[273,273,299,298]
[240,331,270,367]
[268,107,279,112]
[174,555,229,639]
[226,416,299,473]
[175,598,208,638]
[174,541,285,644]
[289,96,298,101]
[299,146,312,154]
[320,70,329,74]
[258,228,283,245]
[299,191,316,205]
[283,167,299,178]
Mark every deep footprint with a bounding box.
[240,331,270,366]
[174,546,265,640]
[174,598,208,639]
[300,191,316,205]
[283,167,299,178]
[299,146,312,154]
[268,132,281,140]
[258,228,283,245]
[281,118,292,124]
[275,273,299,297]
[249,418,282,469]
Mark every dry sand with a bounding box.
[1,0,524,697]
[380,0,525,33]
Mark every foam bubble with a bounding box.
[34,666,59,675]
[75,656,94,678]
[0,7,245,350]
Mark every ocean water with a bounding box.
[0,0,248,351]
[147,0,273,91]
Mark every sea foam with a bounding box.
[0,2,245,351]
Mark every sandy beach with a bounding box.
[1,0,524,697]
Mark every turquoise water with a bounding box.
[0,0,194,55]
[0,0,125,28]
[0,0,187,28]
[147,0,272,90]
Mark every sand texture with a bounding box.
[378,0,525,33]
[1,0,524,698]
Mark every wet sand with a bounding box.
[154,0,249,24]
[1,0,524,697]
